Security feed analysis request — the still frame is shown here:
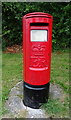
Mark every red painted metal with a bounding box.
[23,12,53,86]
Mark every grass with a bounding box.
[2,51,69,117]
[0,51,2,117]
[42,51,69,118]
[51,51,69,93]
[2,53,22,113]
[42,98,69,118]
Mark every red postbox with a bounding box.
[22,12,53,109]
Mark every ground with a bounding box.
[3,81,66,118]
[2,48,69,118]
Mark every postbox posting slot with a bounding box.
[30,23,48,26]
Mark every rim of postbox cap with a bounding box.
[23,12,53,19]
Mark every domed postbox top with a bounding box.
[23,12,53,19]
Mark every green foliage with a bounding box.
[2,2,71,50]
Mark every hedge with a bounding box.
[2,2,70,50]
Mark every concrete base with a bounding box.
[4,81,64,118]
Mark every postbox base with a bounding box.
[23,82,50,109]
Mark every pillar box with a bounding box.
[22,12,53,109]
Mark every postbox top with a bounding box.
[23,12,53,19]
